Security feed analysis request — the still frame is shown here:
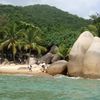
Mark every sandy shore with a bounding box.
[0,64,50,76]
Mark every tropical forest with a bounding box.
[0,4,99,64]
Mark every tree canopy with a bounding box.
[0,4,92,62]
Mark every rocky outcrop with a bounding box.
[39,45,62,64]
[39,53,54,64]
[47,60,68,75]
[49,45,59,54]
[51,54,61,63]
[83,37,100,78]
[68,31,94,76]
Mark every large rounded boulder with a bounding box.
[83,37,100,78]
[47,60,68,75]
[68,31,94,76]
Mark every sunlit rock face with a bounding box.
[83,37,100,78]
[47,60,68,75]
[68,31,94,76]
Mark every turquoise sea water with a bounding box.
[0,75,100,100]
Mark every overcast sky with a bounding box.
[0,0,100,19]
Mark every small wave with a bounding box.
[54,75,81,79]
[66,76,81,79]
[96,79,100,80]
[54,75,66,78]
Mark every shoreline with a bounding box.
[0,64,50,76]
[0,72,52,77]
[0,64,100,80]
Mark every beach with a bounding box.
[0,64,51,76]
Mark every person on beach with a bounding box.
[28,65,32,71]
[39,62,47,72]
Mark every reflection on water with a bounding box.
[0,75,100,100]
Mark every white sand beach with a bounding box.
[0,64,46,75]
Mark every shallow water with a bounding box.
[0,75,100,100]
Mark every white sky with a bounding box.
[0,0,100,19]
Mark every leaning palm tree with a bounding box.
[21,22,47,64]
[0,23,22,62]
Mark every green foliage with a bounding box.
[0,21,47,62]
[0,23,23,61]
[58,44,71,57]
[43,29,80,58]
[0,4,89,33]
[87,25,97,36]
[45,29,80,47]
[0,4,91,62]
[21,22,47,55]
[88,13,100,36]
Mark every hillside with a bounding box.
[0,4,89,33]
[0,4,91,56]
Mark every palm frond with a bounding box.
[38,45,47,52]
[8,42,12,49]
[0,39,10,49]
[35,44,47,55]
[31,43,36,49]
[24,44,30,51]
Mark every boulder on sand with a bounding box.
[51,54,61,63]
[83,37,100,78]
[39,53,54,64]
[39,45,61,64]
[68,31,94,76]
[47,60,68,75]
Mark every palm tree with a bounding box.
[0,23,22,62]
[21,22,47,64]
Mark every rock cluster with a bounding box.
[29,31,100,78]
[68,31,100,78]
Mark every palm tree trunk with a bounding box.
[13,54,15,63]
[28,48,31,65]
[1,50,4,64]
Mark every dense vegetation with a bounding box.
[0,4,94,63]
[86,14,100,36]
